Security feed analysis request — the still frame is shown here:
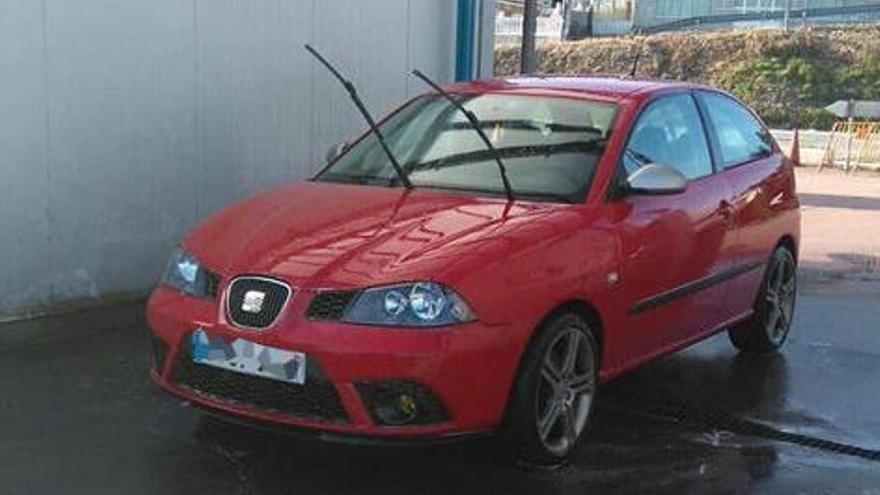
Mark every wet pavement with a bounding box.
[2,279,879,494]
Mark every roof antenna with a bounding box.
[628,46,641,78]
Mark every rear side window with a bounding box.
[699,92,773,168]
[623,93,713,180]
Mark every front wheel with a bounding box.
[729,246,797,353]
[502,312,599,466]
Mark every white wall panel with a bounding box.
[0,0,458,318]
[0,1,51,314]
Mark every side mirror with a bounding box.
[625,163,687,195]
[326,142,348,164]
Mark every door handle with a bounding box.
[719,200,733,219]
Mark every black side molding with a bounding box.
[628,261,764,315]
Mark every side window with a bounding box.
[623,94,713,180]
[699,92,773,168]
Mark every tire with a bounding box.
[501,312,599,466]
[729,246,797,353]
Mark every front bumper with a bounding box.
[147,286,532,439]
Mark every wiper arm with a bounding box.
[305,45,412,189]
[410,69,514,202]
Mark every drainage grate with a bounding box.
[599,395,880,462]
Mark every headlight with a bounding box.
[343,282,476,327]
[161,247,212,298]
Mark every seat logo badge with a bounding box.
[241,290,266,314]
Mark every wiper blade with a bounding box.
[305,45,412,190]
[414,182,578,204]
[508,190,578,204]
[448,119,604,136]
[410,69,514,202]
[408,140,604,172]
[321,173,395,186]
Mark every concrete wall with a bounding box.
[0,0,469,319]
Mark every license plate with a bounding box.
[190,328,306,385]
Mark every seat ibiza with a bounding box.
[148,76,799,464]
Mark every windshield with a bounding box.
[315,93,617,203]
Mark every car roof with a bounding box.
[447,75,701,102]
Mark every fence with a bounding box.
[819,122,880,172]
[495,14,564,39]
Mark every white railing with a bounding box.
[495,14,564,39]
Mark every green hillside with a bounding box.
[495,25,880,130]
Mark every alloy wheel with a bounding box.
[764,254,796,346]
[534,327,596,457]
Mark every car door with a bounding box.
[609,92,736,359]
[696,90,794,321]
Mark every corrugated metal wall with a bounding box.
[0,0,467,319]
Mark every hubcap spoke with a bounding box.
[778,307,789,329]
[542,358,563,388]
[780,299,793,326]
[767,306,781,332]
[569,371,594,395]
[538,400,562,441]
[772,264,784,291]
[563,405,578,445]
[562,333,579,375]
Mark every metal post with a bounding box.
[783,0,791,31]
[845,99,855,172]
[521,0,539,74]
[456,0,477,81]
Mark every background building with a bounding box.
[0,0,494,319]
[498,0,880,39]
[633,0,880,31]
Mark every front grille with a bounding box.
[205,270,221,298]
[173,336,349,423]
[150,334,170,372]
[306,290,359,321]
[226,277,291,329]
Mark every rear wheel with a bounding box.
[729,246,797,353]
[502,312,599,466]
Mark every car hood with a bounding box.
[185,181,570,288]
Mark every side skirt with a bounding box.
[599,309,755,383]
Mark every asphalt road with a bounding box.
[1,278,879,494]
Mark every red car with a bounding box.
[148,76,799,464]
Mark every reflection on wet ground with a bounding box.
[1,283,879,494]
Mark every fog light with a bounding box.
[356,380,449,426]
[375,393,418,425]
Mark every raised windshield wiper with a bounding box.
[305,44,412,189]
[410,69,514,202]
